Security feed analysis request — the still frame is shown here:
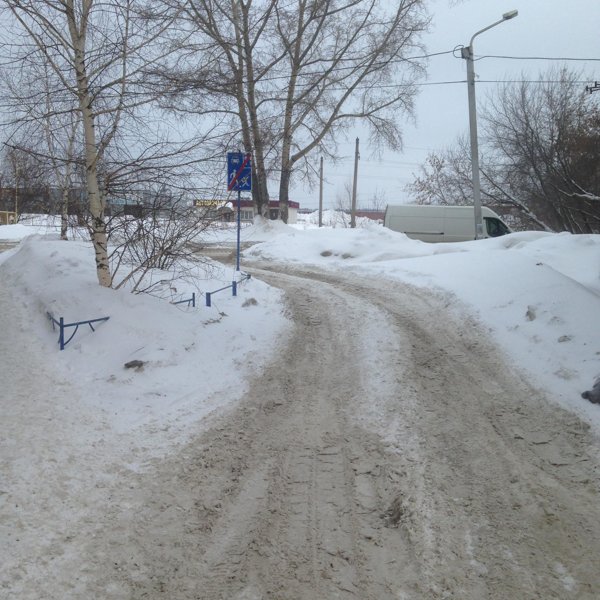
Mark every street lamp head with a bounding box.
[470,10,519,47]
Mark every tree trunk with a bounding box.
[60,187,69,240]
[238,2,270,218]
[277,2,303,224]
[227,0,268,219]
[278,163,291,224]
[60,152,74,241]
[83,117,111,287]
[68,1,111,287]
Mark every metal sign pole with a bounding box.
[227,151,252,273]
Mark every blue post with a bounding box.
[232,281,237,297]
[59,317,65,351]
[236,189,241,271]
[192,292,196,308]
[206,292,211,307]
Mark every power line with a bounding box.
[477,54,600,62]
[477,79,592,85]
[308,79,593,93]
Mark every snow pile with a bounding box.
[0,234,290,447]
[2,220,599,426]
[245,225,600,423]
[0,230,294,596]
[0,222,46,240]
[294,209,376,229]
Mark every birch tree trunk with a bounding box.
[66,0,111,286]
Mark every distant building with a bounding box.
[194,198,300,224]
[353,209,385,222]
[194,199,234,221]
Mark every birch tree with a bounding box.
[1,0,184,285]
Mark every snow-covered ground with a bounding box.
[1,214,599,596]
[247,215,600,424]
[2,214,599,439]
[0,223,288,452]
[0,219,292,596]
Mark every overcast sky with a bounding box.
[292,0,600,210]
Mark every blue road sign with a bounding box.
[227,152,252,192]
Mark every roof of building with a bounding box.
[234,199,300,210]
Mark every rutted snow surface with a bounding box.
[4,262,600,598]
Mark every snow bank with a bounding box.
[244,224,600,426]
[1,234,290,448]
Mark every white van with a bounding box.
[383,204,511,242]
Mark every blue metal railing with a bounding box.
[205,273,251,307]
[47,312,110,351]
[45,273,251,350]
[172,292,196,308]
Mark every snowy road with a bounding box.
[79,263,600,599]
[4,251,600,599]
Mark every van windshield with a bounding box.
[485,217,511,237]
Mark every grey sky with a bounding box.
[292,0,600,210]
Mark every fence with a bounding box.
[47,312,110,351]
[205,273,251,307]
[172,292,196,308]
[46,274,251,350]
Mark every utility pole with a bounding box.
[14,166,19,220]
[318,156,324,228]
[350,137,359,229]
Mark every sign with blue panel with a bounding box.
[227,152,252,192]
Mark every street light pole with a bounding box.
[461,10,518,239]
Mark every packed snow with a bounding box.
[1,213,599,596]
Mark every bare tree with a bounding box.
[149,0,277,217]
[409,139,472,206]
[483,68,600,232]
[332,179,381,227]
[1,0,188,285]
[1,59,84,238]
[0,144,49,216]
[408,138,552,230]
[154,0,428,222]
[38,68,81,240]
[332,179,353,227]
[368,187,387,212]
[107,193,217,294]
[272,0,428,222]
[409,69,600,233]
